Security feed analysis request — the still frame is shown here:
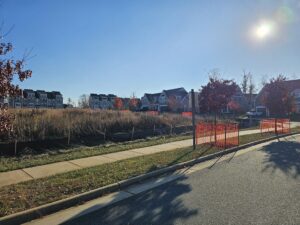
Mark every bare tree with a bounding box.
[261,74,268,89]
[78,94,89,108]
[241,70,248,94]
[248,73,256,106]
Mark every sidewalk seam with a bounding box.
[67,161,82,168]
[21,169,35,179]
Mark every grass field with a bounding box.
[4,109,192,143]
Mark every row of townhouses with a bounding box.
[0,89,64,109]
[89,88,196,112]
[6,78,297,113]
[89,94,132,109]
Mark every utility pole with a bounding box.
[191,89,196,150]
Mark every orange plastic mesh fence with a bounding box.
[146,111,159,116]
[196,122,239,148]
[260,118,290,134]
[181,112,192,117]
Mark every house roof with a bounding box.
[144,93,161,104]
[282,79,300,92]
[256,79,300,104]
[23,89,34,93]
[163,87,188,98]
[52,91,62,96]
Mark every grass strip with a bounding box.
[0,135,191,172]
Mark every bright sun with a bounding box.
[252,21,276,41]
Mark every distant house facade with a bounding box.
[141,87,190,112]
[7,89,63,109]
[141,93,161,111]
[255,79,300,115]
[222,87,249,113]
[244,93,258,111]
[89,94,128,109]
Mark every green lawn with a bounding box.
[0,134,192,172]
[1,129,298,217]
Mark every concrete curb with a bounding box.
[0,132,299,225]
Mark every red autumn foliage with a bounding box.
[129,96,139,111]
[114,97,123,110]
[0,41,32,139]
[228,100,242,113]
[198,77,238,114]
[261,75,296,116]
[168,95,179,112]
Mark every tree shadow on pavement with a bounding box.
[260,139,300,178]
[60,175,198,225]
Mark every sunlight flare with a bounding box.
[252,20,276,41]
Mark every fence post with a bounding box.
[191,89,196,150]
[275,118,278,135]
[131,126,135,140]
[237,124,240,146]
[224,124,227,149]
[14,139,17,156]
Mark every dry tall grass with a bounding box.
[6,109,192,142]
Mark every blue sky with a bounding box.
[1,0,300,102]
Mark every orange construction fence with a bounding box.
[260,118,290,134]
[196,122,239,148]
[181,112,192,117]
[146,111,159,116]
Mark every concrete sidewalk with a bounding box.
[0,128,267,188]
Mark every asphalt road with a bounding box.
[62,135,300,225]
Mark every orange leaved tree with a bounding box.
[0,40,32,140]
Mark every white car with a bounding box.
[246,110,263,116]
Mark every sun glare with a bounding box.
[252,21,276,41]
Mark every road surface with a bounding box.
[61,135,300,225]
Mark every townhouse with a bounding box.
[7,89,63,109]
[89,94,118,109]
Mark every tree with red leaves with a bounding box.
[262,75,296,117]
[114,97,123,110]
[228,100,243,114]
[168,95,179,112]
[129,93,139,111]
[199,77,238,115]
[199,76,238,143]
[0,40,32,140]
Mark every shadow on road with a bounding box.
[260,138,300,178]
[60,176,198,225]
